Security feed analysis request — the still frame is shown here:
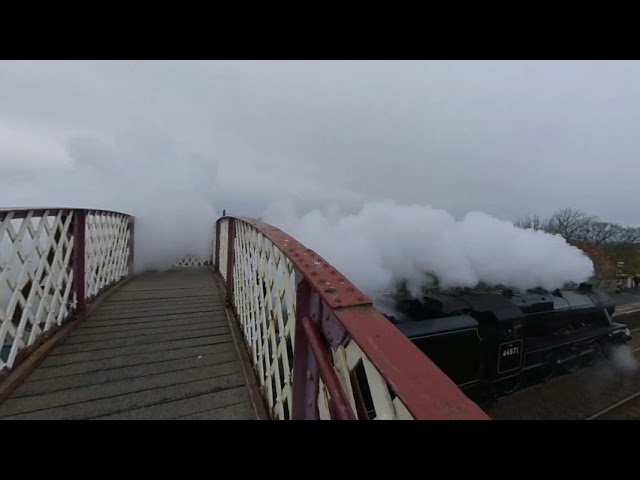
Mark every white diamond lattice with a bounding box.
[174,255,211,267]
[0,210,76,371]
[85,211,131,300]
[232,220,296,420]
[1,209,134,373]
[173,224,216,268]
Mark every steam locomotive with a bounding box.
[383,283,632,401]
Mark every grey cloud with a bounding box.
[1,60,640,226]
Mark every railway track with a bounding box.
[587,330,640,420]
[483,316,640,420]
[587,388,640,419]
[623,327,640,351]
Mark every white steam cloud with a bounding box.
[264,200,595,297]
[0,126,218,272]
[1,125,594,297]
[610,344,639,374]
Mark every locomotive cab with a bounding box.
[395,314,483,387]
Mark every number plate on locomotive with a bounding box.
[498,340,522,373]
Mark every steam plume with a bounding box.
[263,199,595,297]
[1,126,594,295]
[0,126,218,272]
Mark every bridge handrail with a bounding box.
[0,207,132,218]
[0,207,134,374]
[213,216,489,420]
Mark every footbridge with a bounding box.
[0,208,489,420]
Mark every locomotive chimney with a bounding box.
[578,282,593,292]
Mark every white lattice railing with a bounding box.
[213,216,490,421]
[173,224,217,268]
[232,220,296,419]
[174,255,211,268]
[85,211,132,299]
[0,208,134,373]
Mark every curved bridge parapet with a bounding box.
[1,207,490,420]
[213,216,489,420]
[0,208,134,374]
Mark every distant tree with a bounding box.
[579,221,616,245]
[513,214,547,231]
[513,207,640,280]
[609,225,640,244]
[545,208,597,244]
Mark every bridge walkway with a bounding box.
[0,268,256,420]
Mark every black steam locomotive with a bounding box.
[383,283,631,401]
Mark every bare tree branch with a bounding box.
[580,221,616,244]
[513,214,547,231]
[545,208,597,243]
[609,225,640,244]
[514,207,640,247]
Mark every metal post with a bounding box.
[291,278,320,419]
[301,315,356,420]
[72,210,86,314]
[127,217,135,275]
[226,218,236,309]
[214,219,221,272]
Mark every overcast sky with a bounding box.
[1,60,640,225]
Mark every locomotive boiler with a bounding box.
[383,283,632,400]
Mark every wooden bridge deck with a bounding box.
[0,268,256,420]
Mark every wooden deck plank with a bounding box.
[39,335,232,367]
[94,387,252,420]
[107,290,219,301]
[97,293,224,303]
[0,269,259,420]
[0,362,242,417]
[28,343,236,380]
[89,307,227,321]
[12,352,240,398]
[70,317,229,337]
[62,320,228,345]
[52,326,229,355]
[120,283,222,292]
[173,401,254,420]
[76,312,223,329]
[1,373,247,420]
[96,299,224,310]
